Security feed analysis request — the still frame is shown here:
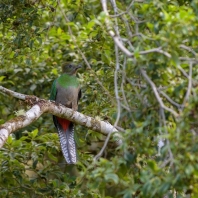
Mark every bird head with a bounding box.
[62,62,82,75]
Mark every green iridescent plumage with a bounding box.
[50,74,79,101]
[50,79,57,101]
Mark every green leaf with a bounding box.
[47,151,58,162]
[52,68,58,75]
[7,135,13,145]
[31,129,38,138]
[57,27,62,35]
[104,173,119,184]
[36,37,42,44]
[123,191,132,198]
[147,160,159,171]
[0,76,5,82]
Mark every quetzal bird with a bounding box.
[50,62,81,164]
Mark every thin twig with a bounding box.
[157,107,164,156]
[178,66,189,78]
[121,57,131,111]
[140,69,179,117]
[94,1,122,161]
[139,47,171,58]
[180,44,197,56]
[93,131,112,161]
[159,90,183,109]
[109,0,135,18]
[126,77,146,88]
[113,41,121,126]
[126,78,184,110]
[160,107,174,168]
[182,62,193,108]
[179,57,198,63]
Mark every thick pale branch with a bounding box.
[0,104,43,148]
[0,87,122,148]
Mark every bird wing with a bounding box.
[78,88,82,100]
[49,79,57,101]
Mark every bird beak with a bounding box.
[75,65,82,71]
[77,64,82,69]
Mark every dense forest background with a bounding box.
[0,0,198,197]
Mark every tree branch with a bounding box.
[180,44,197,57]
[100,0,171,58]
[93,0,122,161]
[140,69,179,117]
[158,90,183,109]
[0,86,122,148]
[0,86,27,100]
[182,62,193,108]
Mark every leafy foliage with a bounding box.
[0,0,198,197]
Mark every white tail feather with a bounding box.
[57,124,77,164]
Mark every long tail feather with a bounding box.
[54,116,77,164]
